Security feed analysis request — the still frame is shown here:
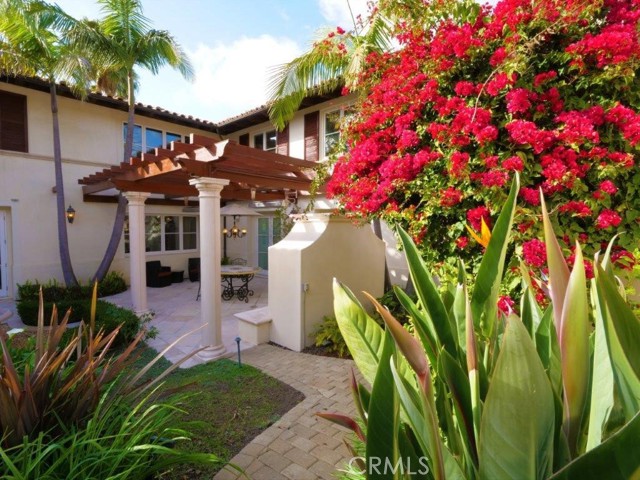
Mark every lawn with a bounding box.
[129,346,305,479]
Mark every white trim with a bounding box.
[0,211,9,298]
[251,128,277,152]
[320,104,354,160]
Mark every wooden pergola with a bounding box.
[79,133,315,361]
[79,134,315,203]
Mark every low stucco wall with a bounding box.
[268,214,385,352]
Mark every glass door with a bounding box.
[0,212,8,297]
[257,216,282,270]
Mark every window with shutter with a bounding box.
[276,124,289,155]
[304,111,319,161]
[0,91,28,153]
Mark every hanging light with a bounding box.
[222,215,247,238]
[66,205,76,224]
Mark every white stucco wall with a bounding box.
[268,214,385,352]
[0,83,218,296]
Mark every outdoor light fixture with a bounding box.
[222,215,247,238]
[66,205,76,224]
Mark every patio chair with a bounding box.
[146,261,173,288]
[188,257,200,282]
[230,258,247,266]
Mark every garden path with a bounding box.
[214,344,359,480]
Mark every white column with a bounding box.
[123,191,151,315]
[189,177,230,360]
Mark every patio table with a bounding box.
[220,266,260,302]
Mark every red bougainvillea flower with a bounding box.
[596,209,622,229]
[467,206,491,231]
[599,180,618,195]
[558,201,592,217]
[522,239,547,268]
[440,187,464,207]
[497,295,515,316]
[456,236,469,249]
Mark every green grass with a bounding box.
[130,346,304,479]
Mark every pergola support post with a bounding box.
[123,191,151,315]
[189,177,230,360]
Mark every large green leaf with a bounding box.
[595,264,640,383]
[471,174,519,338]
[397,227,458,358]
[559,243,590,455]
[390,362,465,480]
[395,286,438,366]
[550,411,640,480]
[367,330,399,480]
[586,278,615,451]
[438,349,478,468]
[594,266,640,419]
[479,316,555,480]
[540,194,570,338]
[333,280,385,385]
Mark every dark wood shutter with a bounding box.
[239,133,250,146]
[304,111,319,161]
[276,124,289,156]
[0,91,28,152]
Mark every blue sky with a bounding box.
[53,0,369,122]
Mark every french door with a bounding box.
[257,216,282,271]
[0,211,8,297]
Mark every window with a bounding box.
[257,216,282,270]
[123,124,183,157]
[0,90,28,152]
[124,215,198,254]
[253,129,277,152]
[323,106,354,158]
[146,128,163,153]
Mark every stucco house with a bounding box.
[1,76,389,301]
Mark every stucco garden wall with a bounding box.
[268,214,385,352]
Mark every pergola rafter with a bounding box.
[78,134,315,203]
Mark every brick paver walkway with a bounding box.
[214,344,359,480]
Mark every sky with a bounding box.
[52,0,370,123]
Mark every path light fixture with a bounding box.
[66,205,76,224]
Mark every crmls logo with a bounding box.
[348,456,430,475]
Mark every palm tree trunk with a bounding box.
[50,83,78,287]
[92,73,136,282]
[372,218,392,292]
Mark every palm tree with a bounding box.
[266,1,393,288]
[0,0,91,286]
[267,1,391,131]
[73,0,194,282]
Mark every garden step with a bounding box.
[235,307,272,345]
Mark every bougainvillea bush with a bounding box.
[326,0,640,283]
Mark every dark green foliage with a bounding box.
[314,316,351,358]
[17,271,127,302]
[97,271,127,297]
[16,299,139,346]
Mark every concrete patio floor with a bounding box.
[1,275,268,369]
[103,275,268,368]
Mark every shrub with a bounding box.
[326,177,640,479]
[313,316,350,358]
[326,0,640,276]
[0,293,223,478]
[16,299,139,346]
[97,271,127,297]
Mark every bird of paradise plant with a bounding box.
[326,175,640,479]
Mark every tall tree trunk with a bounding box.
[50,82,78,287]
[92,72,136,282]
[372,218,392,292]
